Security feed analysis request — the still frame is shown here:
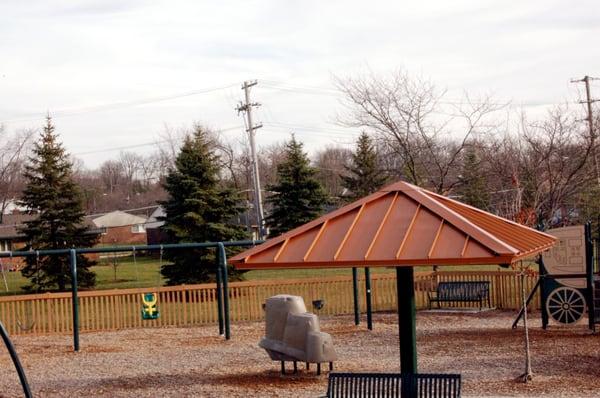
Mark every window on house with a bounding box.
[0,240,10,252]
[131,224,146,234]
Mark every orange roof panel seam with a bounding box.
[460,236,470,257]
[273,239,288,262]
[428,220,445,259]
[364,192,398,260]
[333,203,366,260]
[303,220,328,261]
[396,203,421,259]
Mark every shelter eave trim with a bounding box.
[231,255,518,270]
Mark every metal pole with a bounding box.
[596,214,600,273]
[539,256,549,330]
[585,223,595,332]
[584,76,600,186]
[572,75,600,185]
[0,240,264,258]
[0,321,32,398]
[396,267,417,374]
[239,81,265,239]
[352,267,359,325]
[70,249,79,352]
[218,243,231,340]
[216,262,224,335]
[365,267,373,330]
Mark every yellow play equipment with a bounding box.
[137,247,161,320]
[141,293,159,320]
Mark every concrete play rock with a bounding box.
[258,294,337,374]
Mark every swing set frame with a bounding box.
[0,240,262,352]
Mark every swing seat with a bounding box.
[141,293,160,320]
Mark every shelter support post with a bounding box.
[596,215,600,272]
[218,243,231,340]
[365,267,373,330]
[70,249,80,352]
[396,267,417,374]
[539,257,549,330]
[216,262,224,335]
[585,223,595,332]
[352,267,359,325]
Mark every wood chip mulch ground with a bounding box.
[0,311,598,397]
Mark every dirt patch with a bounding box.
[0,311,598,397]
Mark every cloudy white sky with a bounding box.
[1,0,599,167]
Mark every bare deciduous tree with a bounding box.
[119,151,143,187]
[314,145,352,202]
[519,106,593,226]
[0,127,34,218]
[99,160,124,195]
[335,70,505,193]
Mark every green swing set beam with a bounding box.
[0,240,263,352]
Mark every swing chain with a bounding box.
[157,245,163,287]
[132,246,139,285]
[0,257,8,292]
[16,252,38,331]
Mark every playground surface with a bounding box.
[0,311,598,397]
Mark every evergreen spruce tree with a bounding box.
[341,132,388,201]
[457,146,489,210]
[265,135,329,236]
[160,127,248,285]
[19,117,96,292]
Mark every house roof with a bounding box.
[230,181,557,269]
[0,213,101,240]
[91,210,147,228]
[0,214,36,239]
[144,206,165,229]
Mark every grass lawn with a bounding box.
[0,256,165,295]
[0,254,524,296]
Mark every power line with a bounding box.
[266,121,359,136]
[72,125,243,157]
[74,141,164,156]
[264,125,356,145]
[571,75,600,185]
[236,81,265,239]
[260,80,562,108]
[0,84,238,124]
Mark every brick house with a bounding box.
[91,210,148,245]
[144,206,168,245]
[0,213,36,253]
[0,212,102,270]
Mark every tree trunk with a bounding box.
[519,272,534,382]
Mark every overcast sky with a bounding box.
[1,0,599,167]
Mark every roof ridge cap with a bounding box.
[426,190,557,240]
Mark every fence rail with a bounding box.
[0,271,538,336]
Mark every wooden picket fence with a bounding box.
[0,271,539,336]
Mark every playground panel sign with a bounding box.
[542,225,586,289]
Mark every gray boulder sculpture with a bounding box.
[259,294,337,375]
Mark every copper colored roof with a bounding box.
[230,181,557,269]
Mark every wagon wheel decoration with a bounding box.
[546,287,586,324]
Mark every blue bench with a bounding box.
[428,281,490,310]
[323,372,461,397]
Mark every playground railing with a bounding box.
[0,270,540,337]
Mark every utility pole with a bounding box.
[572,75,600,186]
[236,81,265,239]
